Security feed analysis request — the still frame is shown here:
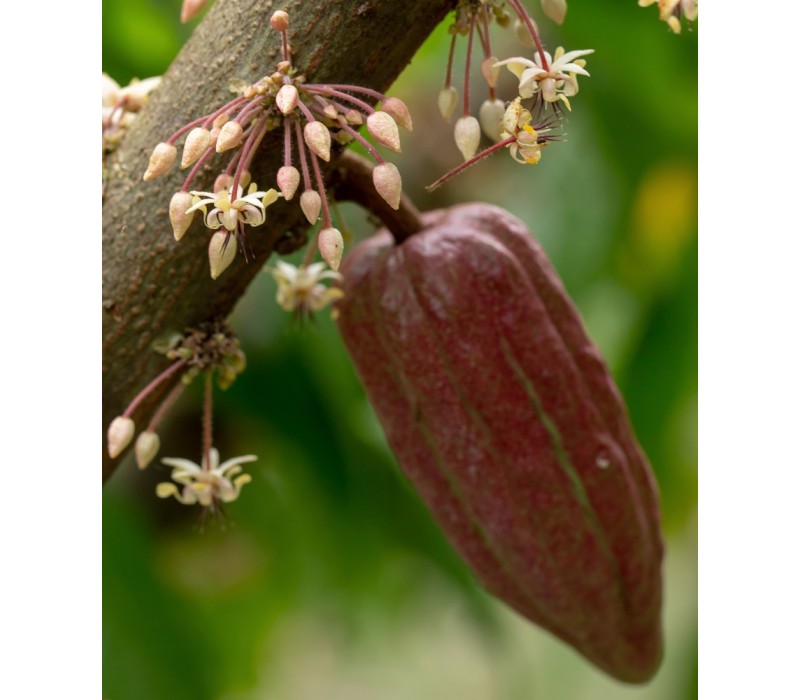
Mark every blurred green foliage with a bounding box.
[103,1,697,698]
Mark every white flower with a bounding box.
[156,448,256,507]
[102,73,161,127]
[269,261,344,314]
[638,0,697,34]
[495,47,593,110]
[500,98,551,165]
[187,183,279,231]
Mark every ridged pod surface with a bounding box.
[335,203,664,683]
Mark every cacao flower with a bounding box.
[335,203,664,683]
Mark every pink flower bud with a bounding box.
[213,113,230,129]
[300,190,322,224]
[454,116,481,161]
[181,127,211,168]
[277,166,300,200]
[135,431,160,469]
[169,191,196,241]
[345,109,363,125]
[276,84,299,115]
[143,142,177,181]
[480,56,500,88]
[304,121,332,162]
[108,416,135,458]
[367,111,401,153]
[381,97,413,132]
[180,0,208,22]
[214,173,234,192]
[208,232,236,279]
[270,10,289,31]
[318,227,344,271]
[372,162,402,210]
[216,121,244,152]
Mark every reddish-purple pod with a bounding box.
[335,203,664,683]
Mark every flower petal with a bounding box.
[494,57,537,78]
[161,457,202,472]
[217,454,258,474]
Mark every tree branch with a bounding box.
[102,0,456,480]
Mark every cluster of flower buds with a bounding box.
[106,320,247,486]
[430,0,591,190]
[638,0,697,34]
[143,9,409,295]
[103,73,161,155]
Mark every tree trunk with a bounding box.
[102,0,455,480]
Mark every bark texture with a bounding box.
[103,0,455,480]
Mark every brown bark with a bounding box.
[102,0,455,481]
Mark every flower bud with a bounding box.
[214,173,234,192]
[381,97,413,132]
[367,111,401,153]
[277,165,300,200]
[541,0,567,24]
[454,116,481,161]
[276,84,299,115]
[208,232,236,279]
[270,10,289,31]
[216,121,244,152]
[323,104,339,120]
[181,127,211,168]
[107,416,135,458]
[480,56,500,88]
[479,99,506,142]
[180,0,208,23]
[135,431,160,469]
[437,86,458,122]
[143,142,177,181]
[304,121,332,161]
[514,18,539,47]
[372,162,402,210]
[300,190,322,224]
[213,113,230,129]
[318,227,344,271]
[345,109,363,125]
[169,191,196,241]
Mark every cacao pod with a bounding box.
[335,203,664,683]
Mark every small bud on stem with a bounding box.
[208,232,237,279]
[143,143,177,181]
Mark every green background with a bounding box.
[103,1,697,698]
